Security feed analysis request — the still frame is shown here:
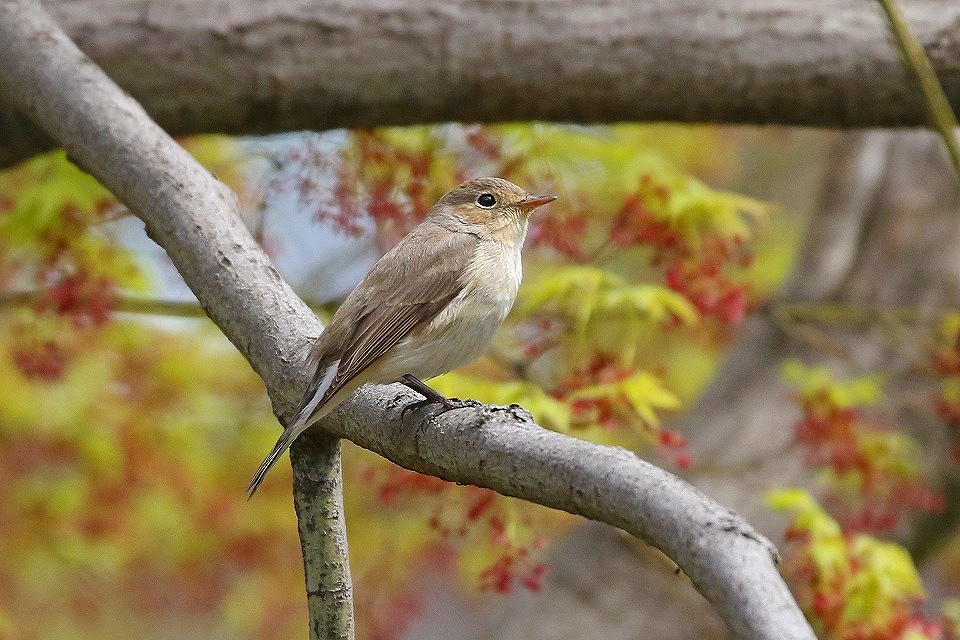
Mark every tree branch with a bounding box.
[0,290,337,318]
[291,434,354,640]
[321,393,809,640]
[0,1,816,638]
[0,1,354,637]
[1,0,959,167]
[876,0,960,176]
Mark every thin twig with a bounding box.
[768,301,949,328]
[0,290,335,319]
[876,0,960,177]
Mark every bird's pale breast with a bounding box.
[373,238,523,382]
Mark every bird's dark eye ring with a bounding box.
[475,193,497,208]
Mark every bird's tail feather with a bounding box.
[246,361,340,498]
[246,419,310,499]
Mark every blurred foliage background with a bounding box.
[3,124,954,640]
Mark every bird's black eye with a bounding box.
[475,193,497,208]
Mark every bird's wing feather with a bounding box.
[298,223,477,422]
[247,225,476,498]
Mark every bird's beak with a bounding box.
[516,194,557,211]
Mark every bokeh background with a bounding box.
[3,122,960,640]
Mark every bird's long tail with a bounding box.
[246,420,308,499]
[246,361,340,498]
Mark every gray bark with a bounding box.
[1,0,960,167]
[0,0,816,638]
[0,1,356,638]
[292,434,354,640]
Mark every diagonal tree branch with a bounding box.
[0,1,353,638]
[876,0,960,176]
[0,1,815,638]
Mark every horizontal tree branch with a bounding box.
[1,0,959,167]
[0,290,337,318]
[0,1,816,638]
[0,290,210,317]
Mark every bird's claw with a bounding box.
[401,398,436,419]
[400,397,475,419]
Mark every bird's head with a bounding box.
[430,177,555,240]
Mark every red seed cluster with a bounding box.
[370,466,550,595]
[527,213,589,260]
[37,269,117,328]
[792,390,943,534]
[779,528,941,640]
[11,340,69,381]
[611,181,753,327]
[933,325,960,433]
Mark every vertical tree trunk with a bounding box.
[292,433,355,640]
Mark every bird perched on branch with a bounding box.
[247,177,555,496]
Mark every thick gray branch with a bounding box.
[321,394,807,640]
[0,1,815,638]
[1,0,960,166]
[0,1,353,638]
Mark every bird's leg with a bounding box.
[400,374,464,418]
[401,374,455,405]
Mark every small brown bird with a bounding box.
[247,177,555,496]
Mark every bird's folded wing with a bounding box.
[294,224,477,422]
